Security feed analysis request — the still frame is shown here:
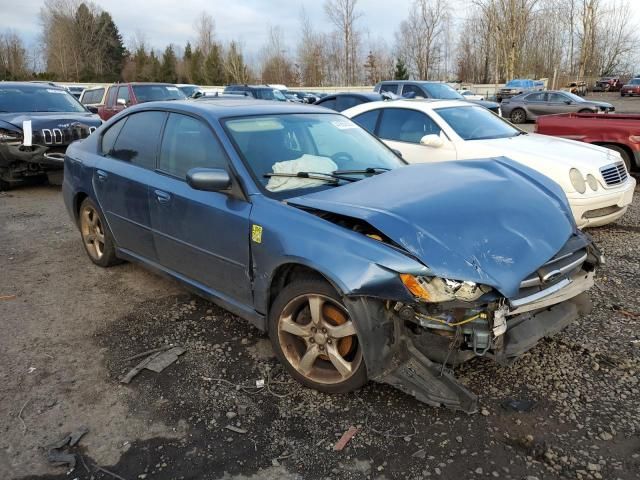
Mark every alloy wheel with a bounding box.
[277,293,362,385]
[80,205,105,261]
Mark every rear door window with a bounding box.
[352,109,381,134]
[401,84,425,98]
[108,111,166,169]
[378,108,441,143]
[379,83,399,94]
[101,117,127,155]
[158,113,228,179]
[525,92,545,102]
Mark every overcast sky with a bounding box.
[1,0,417,60]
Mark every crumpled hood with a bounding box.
[289,158,576,298]
[0,112,102,131]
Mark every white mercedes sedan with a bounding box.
[343,99,635,228]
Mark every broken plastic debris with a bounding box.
[333,426,359,451]
[501,398,537,412]
[46,426,89,468]
[225,425,248,434]
[120,346,186,384]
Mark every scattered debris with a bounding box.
[121,346,186,384]
[501,398,537,412]
[333,426,359,451]
[17,399,30,433]
[225,425,248,434]
[124,345,174,362]
[256,379,265,388]
[412,449,426,459]
[0,294,16,301]
[27,367,36,373]
[92,464,128,480]
[45,426,89,468]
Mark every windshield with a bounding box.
[505,80,527,88]
[630,79,640,85]
[435,105,521,141]
[0,86,87,113]
[132,85,186,103]
[421,83,463,100]
[224,113,404,197]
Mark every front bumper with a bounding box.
[567,177,636,228]
[345,267,595,413]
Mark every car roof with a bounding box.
[0,81,66,91]
[127,99,329,119]
[321,92,383,100]
[352,99,472,111]
[378,80,445,85]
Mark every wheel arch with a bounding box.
[266,262,346,315]
[73,191,90,225]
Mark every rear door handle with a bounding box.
[154,189,171,204]
[96,170,108,182]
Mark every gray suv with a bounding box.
[374,80,501,114]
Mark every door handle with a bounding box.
[154,189,171,204]
[96,170,108,182]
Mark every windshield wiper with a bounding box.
[332,167,390,175]
[264,171,356,184]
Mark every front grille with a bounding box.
[31,125,96,147]
[599,162,628,186]
[519,235,589,289]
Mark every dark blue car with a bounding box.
[63,100,601,413]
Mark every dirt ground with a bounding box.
[1,115,639,478]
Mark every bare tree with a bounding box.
[297,9,326,87]
[324,0,362,85]
[260,26,297,85]
[0,30,30,79]
[195,12,215,57]
[396,0,449,80]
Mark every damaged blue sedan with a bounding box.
[63,100,602,413]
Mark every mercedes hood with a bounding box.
[289,158,576,298]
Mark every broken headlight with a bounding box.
[400,275,492,302]
[0,128,22,144]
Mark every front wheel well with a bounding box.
[268,264,336,312]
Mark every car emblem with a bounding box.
[541,269,562,283]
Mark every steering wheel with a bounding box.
[331,151,354,164]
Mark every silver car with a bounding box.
[501,90,614,124]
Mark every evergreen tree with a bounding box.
[204,43,225,85]
[96,11,126,81]
[160,45,178,82]
[190,48,205,84]
[394,57,409,80]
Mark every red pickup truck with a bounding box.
[97,83,186,121]
[536,113,640,171]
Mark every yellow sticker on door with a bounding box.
[252,224,263,244]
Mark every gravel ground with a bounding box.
[1,131,639,479]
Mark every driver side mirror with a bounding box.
[116,98,128,107]
[187,168,231,192]
[420,134,444,148]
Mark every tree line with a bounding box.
[0,0,637,87]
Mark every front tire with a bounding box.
[510,108,526,124]
[578,109,593,113]
[268,279,367,394]
[79,198,120,267]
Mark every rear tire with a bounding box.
[510,108,526,124]
[268,279,367,394]
[602,144,632,172]
[578,109,593,113]
[78,197,120,267]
